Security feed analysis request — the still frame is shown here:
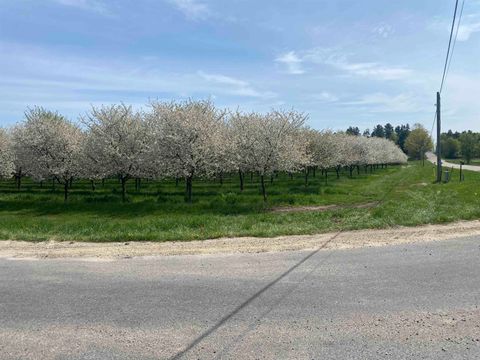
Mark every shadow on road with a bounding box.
[170,231,342,360]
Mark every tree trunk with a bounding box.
[121,177,127,202]
[64,182,69,202]
[313,166,316,178]
[185,176,193,203]
[219,173,223,186]
[250,172,254,182]
[40,181,43,188]
[270,175,274,184]
[260,175,267,201]
[175,178,179,187]
[357,166,360,175]
[239,170,244,192]
[69,177,73,188]
[16,169,23,190]
[102,178,105,187]
[349,166,353,178]
[324,169,328,185]
[91,180,96,191]
[304,168,308,187]
[335,166,340,179]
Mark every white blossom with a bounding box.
[0,128,14,178]
[19,107,84,200]
[82,103,150,201]
[229,109,307,200]
[148,99,226,202]
[4,100,408,202]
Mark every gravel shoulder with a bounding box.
[1,220,480,260]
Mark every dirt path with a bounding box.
[1,220,480,260]
[270,202,378,213]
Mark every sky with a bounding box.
[0,0,479,132]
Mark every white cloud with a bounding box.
[438,73,480,129]
[0,42,276,123]
[167,0,211,20]
[302,48,412,80]
[344,93,423,113]
[52,0,109,15]
[276,48,411,80]
[310,92,339,103]
[275,51,305,75]
[372,23,394,38]
[339,62,411,80]
[430,13,480,42]
[457,14,480,41]
[197,71,276,98]
[197,71,249,88]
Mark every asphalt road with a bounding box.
[1,236,480,359]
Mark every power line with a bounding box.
[439,0,460,94]
[433,0,466,138]
[433,0,465,182]
[444,0,466,87]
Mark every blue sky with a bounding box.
[0,0,479,131]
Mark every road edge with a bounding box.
[1,220,480,260]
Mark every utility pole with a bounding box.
[436,92,442,183]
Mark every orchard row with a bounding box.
[0,100,407,201]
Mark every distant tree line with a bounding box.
[440,130,480,164]
[346,123,411,153]
[347,123,480,165]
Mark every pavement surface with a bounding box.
[1,235,480,359]
[426,152,480,172]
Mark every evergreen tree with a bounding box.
[371,124,385,138]
[394,124,410,152]
[384,123,394,140]
[346,126,360,136]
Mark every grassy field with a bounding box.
[0,161,479,242]
[446,158,480,166]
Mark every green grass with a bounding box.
[0,162,479,242]
[446,158,480,166]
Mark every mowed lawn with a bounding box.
[0,161,479,242]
